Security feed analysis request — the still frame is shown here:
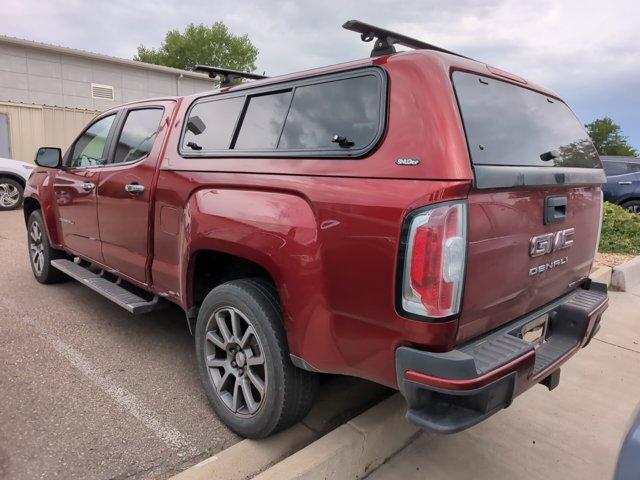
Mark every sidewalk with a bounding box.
[368,290,640,480]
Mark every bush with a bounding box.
[599,202,640,255]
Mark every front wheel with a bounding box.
[27,210,68,284]
[195,278,319,438]
[621,200,640,215]
[0,178,24,211]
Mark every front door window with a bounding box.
[68,115,116,168]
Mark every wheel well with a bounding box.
[23,197,40,224]
[620,198,640,205]
[191,250,276,310]
[0,173,26,189]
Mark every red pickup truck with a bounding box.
[24,21,608,438]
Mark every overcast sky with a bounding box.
[2,0,638,150]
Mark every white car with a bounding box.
[0,157,35,210]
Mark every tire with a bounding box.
[27,210,68,284]
[621,200,640,215]
[195,278,319,438]
[0,177,24,211]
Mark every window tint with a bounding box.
[279,75,381,150]
[628,162,640,173]
[235,91,292,149]
[603,162,629,176]
[69,114,115,168]
[604,161,640,175]
[453,72,600,169]
[183,97,244,152]
[113,109,163,164]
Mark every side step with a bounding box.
[51,259,168,314]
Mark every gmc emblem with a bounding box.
[529,228,575,258]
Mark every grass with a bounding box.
[599,202,640,255]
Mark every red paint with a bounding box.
[405,350,535,391]
[97,101,175,284]
[24,50,604,392]
[458,186,601,342]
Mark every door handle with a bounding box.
[124,183,145,194]
[80,182,95,191]
[618,181,633,185]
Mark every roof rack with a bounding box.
[192,65,268,87]
[342,20,471,60]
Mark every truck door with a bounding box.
[54,113,118,263]
[96,103,172,285]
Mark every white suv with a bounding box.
[0,157,34,210]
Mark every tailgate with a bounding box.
[452,71,605,343]
[458,185,601,342]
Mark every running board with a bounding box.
[50,259,168,314]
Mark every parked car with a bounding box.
[615,403,640,480]
[23,20,609,439]
[0,156,34,210]
[601,155,640,213]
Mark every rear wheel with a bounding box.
[27,210,68,284]
[195,278,318,438]
[621,200,640,214]
[0,178,23,211]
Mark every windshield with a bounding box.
[452,71,600,169]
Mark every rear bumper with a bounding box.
[396,281,609,434]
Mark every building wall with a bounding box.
[0,102,98,162]
[0,41,212,111]
[0,39,213,162]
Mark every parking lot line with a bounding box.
[48,335,196,454]
[1,296,196,456]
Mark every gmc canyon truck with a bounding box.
[24,21,609,438]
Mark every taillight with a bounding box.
[400,201,467,318]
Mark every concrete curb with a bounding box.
[253,394,419,480]
[590,265,613,288]
[170,423,315,480]
[169,377,391,480]
[611,256,640,292]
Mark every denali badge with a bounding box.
[529,228,574,258]
[530,257,568,276]
[396,158,420,166]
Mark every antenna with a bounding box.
[192,65,268,87]
[342,20,471,60]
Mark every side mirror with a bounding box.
[35,147,62,168]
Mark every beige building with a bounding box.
[0,35,213,163]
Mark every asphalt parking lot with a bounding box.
[1,209,240,479]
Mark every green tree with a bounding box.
[585,117,638,157]
[135,22,258,73]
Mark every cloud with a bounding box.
[2,0,638,148]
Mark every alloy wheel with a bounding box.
[0,183,20,208]
[29,221,45,275]
[204,306,267,417]
[626,204,640,214]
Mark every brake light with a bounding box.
[401,201,467,318]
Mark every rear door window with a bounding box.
[603,161,629,176]
[453,72,600,169]
[112,109,164,164]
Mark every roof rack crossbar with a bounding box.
[192,65,268,87]
[342,20,470,60]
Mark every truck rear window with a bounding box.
[452,72,600,169]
